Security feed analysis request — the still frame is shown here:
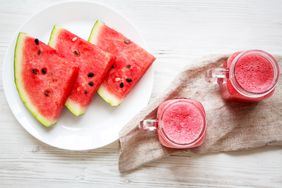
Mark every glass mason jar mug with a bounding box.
[139,98,207,149]
[206,50,280,102]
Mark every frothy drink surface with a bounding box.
[234,54,274,93]
[161,102,204,144]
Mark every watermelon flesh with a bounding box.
[49,26,114,116]
[88,20,156,106]
[14,33,78,127]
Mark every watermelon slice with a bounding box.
[49,26,114,116]
[88,20,156,106]
[14,33,78,127]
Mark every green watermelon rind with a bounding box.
[48,25,86,116]
[88,20,122,107]
[65,99,86,117]
[97,84,122,107]
[14,33,56,127]
[48,25,61,49]
[88,20,104,43]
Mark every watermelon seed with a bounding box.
[44,90,50,97]
[126,65,131,69]
[126,78,132,83]
[124,39,131,44]
[34,38,39,45]
[41,68,47,74]
[73,50,80,56]
[31,68,38,75]
[87,72,94,77]
[88,81,94,87]
[115,77,121,81]
[120,82,124,88]
[111,65,115,69]
[72,37,78,42]
[37,50,41,55]
[84,90,88,95]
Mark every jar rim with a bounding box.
[229,50,280,98]
[158,99,206,147]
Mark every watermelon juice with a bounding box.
[140,99,206,149]
[208,50,280,102]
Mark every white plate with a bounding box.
[2,1,154,150]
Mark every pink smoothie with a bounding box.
[218,50,279,102]
[158,99,205,147]
[234,54,274,93]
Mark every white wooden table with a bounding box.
[1,0,282,187]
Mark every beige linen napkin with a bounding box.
[119,55,282,173]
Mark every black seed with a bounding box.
[88,81,94,87]
[31,68,38,75]
[111,65,115,69]
[84,90,88,94]
[120,82,124,88]
[41,68,47,74]
[87,72,94,78]
[37,50,41,55]
[124,39,131,44]
[126,78,132,83]
[73,50,80,56]
[44,90,50,97]
[34,38,39,45]
[126,64,131,69]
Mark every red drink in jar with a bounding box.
[140,98,206,149]
[207,50,280,102]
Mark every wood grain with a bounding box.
[0,0,282,187]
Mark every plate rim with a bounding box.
[2,0,155,151]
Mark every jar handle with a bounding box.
[205,67,228,83]
[139,119,158,131]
